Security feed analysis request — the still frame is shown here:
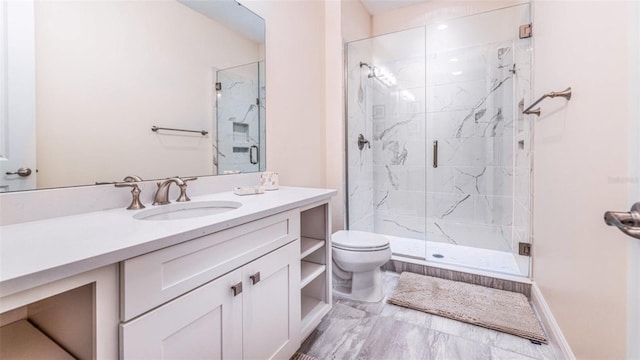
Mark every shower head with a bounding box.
[359,61,397,87]
[360,62,377,78]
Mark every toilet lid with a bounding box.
[331,230,390,251]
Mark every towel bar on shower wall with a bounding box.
[523,87,572,116]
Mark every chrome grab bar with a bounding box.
[523,87,572,116]
[604,202,640,239]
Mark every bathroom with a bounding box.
[0,0,639,359]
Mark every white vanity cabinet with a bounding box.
[120,209,302,360]
[0,187,337,360]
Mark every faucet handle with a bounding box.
[176,177,197,202]
[115,183,146,210]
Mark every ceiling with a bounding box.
[359,0,428,15]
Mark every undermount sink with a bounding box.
[133,200,242,221]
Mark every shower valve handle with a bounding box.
[358,134,371,150]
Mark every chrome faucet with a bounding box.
[153,178,185,205]
[153,176,198,205]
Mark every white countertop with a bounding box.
[0,187,336,296]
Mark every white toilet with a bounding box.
[331,230,392,302]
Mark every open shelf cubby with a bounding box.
[299,200,332,340]
[300,261,326,288]
[300,237,325,259]
[0,284,94,359]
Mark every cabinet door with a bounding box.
[243,241,301,360]
[120,269,243,360]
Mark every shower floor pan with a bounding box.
[387,235,522,276]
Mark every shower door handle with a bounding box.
[433,140,438,168]
[604,202,640,240]
[250,145,259,165]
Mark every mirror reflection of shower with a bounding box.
[215,61,266,175]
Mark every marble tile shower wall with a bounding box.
[371,56,427,240]
[369,40,531,254]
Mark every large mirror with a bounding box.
[0,0,265,193]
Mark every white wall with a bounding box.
[243,0,326,189]
[325,0,346,232]
[341,0,371,43]
[35,1,260,188]
[245,0,368,232]
[532,1,634,358]
[628,4,640,358]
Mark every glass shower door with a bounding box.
[423,4,532,276]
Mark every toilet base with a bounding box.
[332,267,384,303]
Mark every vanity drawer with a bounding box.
[121,209,300,321]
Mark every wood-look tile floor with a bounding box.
[299,271,558,360]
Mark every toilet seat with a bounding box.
[332,243,390,251]
[332,230,390,252]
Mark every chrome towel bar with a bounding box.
[151,125,208,136]
[523,87,572,116]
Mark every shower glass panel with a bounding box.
[346,27,428,260]
[216,62,265,174]
[345,4,532,278]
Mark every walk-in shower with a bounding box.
[345,4,532,277]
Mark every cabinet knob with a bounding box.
[231,282,243,296]
[249,272,261,285]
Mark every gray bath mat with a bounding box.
[387,272,548,344]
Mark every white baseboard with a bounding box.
[530,282,575,360]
